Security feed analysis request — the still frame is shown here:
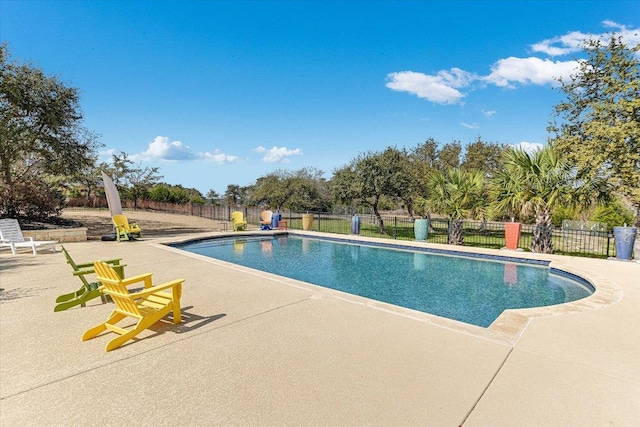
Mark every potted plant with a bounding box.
[613,224,637,260]
[413,197,430,241]
[504,218,522,250]
[302,212,314,231]
[489,154,525,251]
[351,214,361,235]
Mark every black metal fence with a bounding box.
[67,199,617,258]
[271,212,616,259]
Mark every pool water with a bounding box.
[174,235,593,327]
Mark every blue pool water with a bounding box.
[173,235,593,327]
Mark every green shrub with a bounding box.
[552,206,577,227]
[589,200,635,230]
[66,186,83,199]
[0,179,65,219]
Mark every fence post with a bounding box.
[394,216,398,239]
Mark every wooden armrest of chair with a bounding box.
[74,258,123,269]
[120,273,153,288]
[74,263,127,278]
[73,269,94,276]
[98,272,151,287]
[128,278,184,299]
[73,261,95,269]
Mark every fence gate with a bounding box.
[561,220,608,255]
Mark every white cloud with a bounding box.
[255,145,303,163]
[532,21,640,57]
[602,20,640,51]
[134,136,197,162]
[482,109,496,118]
[386,57,578,102]
[198,150,239,164]
[386,58,577,102]
[99,148,116,157]
[514,141,544,153]
[386,21,639,101]
[131,136,238,165]
[460,122,479,129]
[531,31,590,56]
[484,56,580,88]
[385,69,474,105]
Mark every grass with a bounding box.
[283,215,614,259]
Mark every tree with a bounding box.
[224,184,250,207]
[67,154,103,202]
[589,197,635,231]
[489,155,525,223]
[331,147,412,233]
[0,44,99,217]
[550,34,640,225]
[206,189,220,203]
[250,168,329,211]
[102,151,162,208]
[461,137,506,176]
[411,138,439,169]
[405,139,439,217]
[424,168,485,245]
[490,145,610,253]
[148,184,173,203]
[250,172,287,209]
[125,165,162,208]
[437,141,462,170]
[148,183,203,204]
[284,167,330,212]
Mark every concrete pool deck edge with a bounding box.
[162,230,625,346]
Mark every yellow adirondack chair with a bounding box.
[260,210,273,229]
[54,245,126,312]
[112,214,142,241]
[82,261,183,352]
[231,211,247,231]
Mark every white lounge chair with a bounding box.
[0,218,57,255]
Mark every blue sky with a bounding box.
[2,1,639,195]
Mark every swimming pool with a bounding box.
[173,234,593,328]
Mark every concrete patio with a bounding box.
[1,227,638,426]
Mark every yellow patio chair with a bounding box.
[231,211,247,231]
[112,214,142,241]
[54,245,126,312]
[82,261,183,352]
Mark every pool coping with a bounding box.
[159,229,623,346]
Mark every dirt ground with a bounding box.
[61,209,232,240]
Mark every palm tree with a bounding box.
[490,145,609,253]
[426,168,485,245]
[490,159,525,223]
